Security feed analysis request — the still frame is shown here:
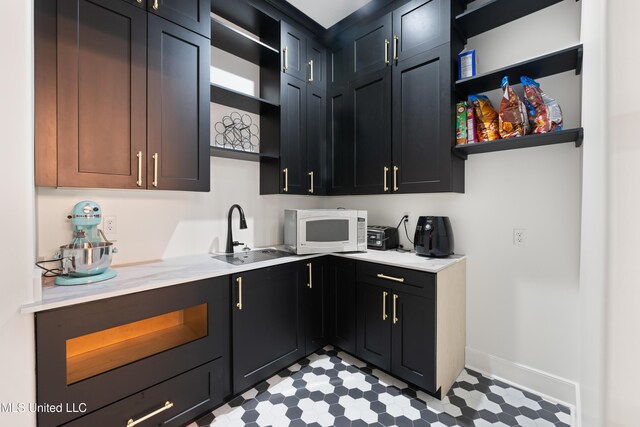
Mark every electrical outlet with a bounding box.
[402,213,410,222]
[513,228,526,245]
[104,216,117,234]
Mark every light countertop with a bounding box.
[21,250,465,314]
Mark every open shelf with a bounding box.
[456,0,568,40]
[452,128,584,160]
[455,44,583,95]
[211,17,279,66]
[211,0,279,49]
[210,147,279,162]
[210,84,279,115]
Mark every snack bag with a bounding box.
[499,76,530,138]
[466,104,477,144]
[521,76,563,133]
[469,95,500,142]
[456,101,468,145]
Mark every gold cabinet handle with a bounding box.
[393,166,399,192]
[283,46,288,71]
[377,273,405,283]
[393,34,399,63]
[127,401,173,427]
[283,168,288,192]
[136,0,142,3]
[152,0,158,10]
[308,171,314,194]
[384,39,390,65]
[308,60,314,82]
[393,294,398,324]
[382,291,388,320]
[307,263,312,289]
[152,153,158,188]
[136,151,143,187]
[236,277,243,310]
[383,166,389,192]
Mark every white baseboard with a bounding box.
[465,347,579,414]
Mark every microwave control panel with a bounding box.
[358,217,366,244]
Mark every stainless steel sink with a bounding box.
[211,248,293,265]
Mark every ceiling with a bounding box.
[285,0,373,28]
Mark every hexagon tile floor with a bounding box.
[189,346,572,427]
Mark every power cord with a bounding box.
[35,258,64,277]
[403,218,414,245]
[380,215,409,242]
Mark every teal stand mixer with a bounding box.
[55,201,118,285]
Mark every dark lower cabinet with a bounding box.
[35,278,230,427]
[231,263,304,393]
[147,14,210,191]
[304,258,329,354]
[356,261,439,393]
[328,257,357,354]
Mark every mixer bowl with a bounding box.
[60,242,115,277]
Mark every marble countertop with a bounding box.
[21,250,465,314]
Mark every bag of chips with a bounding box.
[521,76,563,134]
[499,76,530,138]
[469,95,500,142]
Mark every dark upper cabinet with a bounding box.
[56,0,147,189]
[147,0,210,37]
[304,258,329,354]
[282,22,307,82]
[307,86,327,195]
[348,13,392,79]
[392,0,449,63]
[392,44,459,193]
[350,67,392,194]
[327,85,352,195]
[231,264,305,393]
[36,0,210,191]
[280,73,308,195]
[307,39,326,90]
[148,15,210,191]
[391,290,436,392]
[328,257,357,354]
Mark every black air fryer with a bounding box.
[414,216,454,257]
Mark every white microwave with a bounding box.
[284,209,368,255]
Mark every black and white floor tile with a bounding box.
[189,346,572,427]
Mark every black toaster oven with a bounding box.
[367,225,399,250]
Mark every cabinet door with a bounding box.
[327,85,353,195]
[350,68,392,194]
[328,257,357,354]
[392,0,449,63]
[57,0,147,189]
[392,45,452,193]
[329,42,348,88]
[307,39,326,90]
[348,13,392,78]
[304,259,328,355]
[307,85,327,195]
[391,291,436,392]
[232,264,304,393]
[356,282,391,370]
[147,15,210,192]
[281,73,308,195]
[282,22,307,82]
[147,0,210,37]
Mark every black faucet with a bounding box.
[225,204,248,254]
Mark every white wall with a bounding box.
[0,1,37,425]
[37,158,323,265]
[605,0,640,425]
[327,0,583,405]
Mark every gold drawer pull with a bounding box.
[384,39,390,65]
[152,153,159,188]
[236,277,243,310]
[377,273,405,283]
[152,0,159,10]
[383,167,389,191]
[283,168,289,192]
[283,46,289,71]
[136,151,143,187]
[393,166,399,192]
[127,401,173,427]
[307,263,313,288]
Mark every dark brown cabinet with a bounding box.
[35,278,230,427]
[328,0,464,195]
[35,0,210,192]
[264,22,327,195]
[231,263,305,393]
[147,15,210,191]
[304,258,329,354]
[328,257,357,353]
